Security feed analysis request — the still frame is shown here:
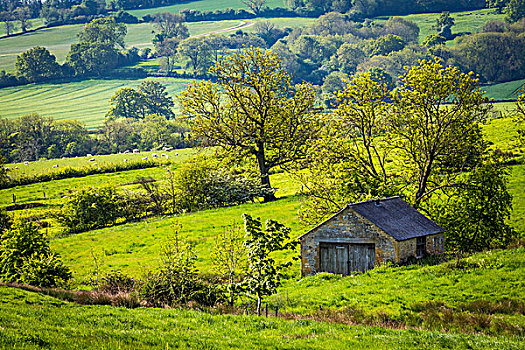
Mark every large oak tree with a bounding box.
[179,47,320,202]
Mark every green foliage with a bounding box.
[212,222,247,306]
[241,214,296,315]
[107,80,175,120]
[164,156,275,213]
[298,71,397,222]
[15,47,62,83]
[453,30,525,83]
[432,162,515,252]
[54,186,121,233]
[517,88,525,145]
[0,220,71,287]
[66,17,127,76]
[180,47,320,202]
[504,0,525,23]
[365,34,406,56]
[177,36,213,74]
[138,227,222,307]
[391,58,489,206]
[18,252,72,288]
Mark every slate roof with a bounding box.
[299,196,445,241]
[349,196,445,241]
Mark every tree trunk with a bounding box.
[255,144,276,202]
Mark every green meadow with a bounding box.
[0,77,192,129]
[128,0,285,18]
[390,8,506,44]
[0,19,247,73]
[0,116,520,280]
[2,285,522,350]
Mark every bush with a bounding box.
[18,253,72,288]
[138,230,223,307]
[99,271,137,294]
[0,220,71,287]
[54,186,121,233]
[166,156,275,213]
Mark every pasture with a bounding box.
[377,8,506,44]
[128,0,285,18]
[0,77,192,129]
[0,19,248,73]
[2,286,522,350]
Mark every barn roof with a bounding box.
[299,196,445,241]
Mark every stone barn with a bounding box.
[299,196,445,276]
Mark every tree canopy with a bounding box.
[15,47,62,83]
[179,47,320,202]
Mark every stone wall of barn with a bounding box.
[300,207,397,276]
[393,233,445,262]
[426,233,445,255]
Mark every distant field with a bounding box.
[483,79,525,100]
[0,77,191,129]
[378,8,505,44]
[0,18,46,37]
[0,20,245,72]
[129,0,285,18]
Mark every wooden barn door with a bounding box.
[348,244,375,272]
[320,243,375,275]
[320,243,349,275]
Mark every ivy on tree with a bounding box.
[179,47,320,202]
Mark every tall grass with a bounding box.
[1,285,523,349]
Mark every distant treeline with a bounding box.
[0,0,488,34]
[0,113,190,163]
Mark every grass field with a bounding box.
[376,8,505,44]
[0,116,520,277]
[0,77,192,129]
[129,0,285,18]
[0,18,46,37]
[0,19,247,73]
[484,79,525,100]
[2,286,522,350]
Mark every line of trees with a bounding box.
[0,110,189,163]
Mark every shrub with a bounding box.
[18,253,72,288]
[166,156,275,213]
[99,271,137,294]
[0,220,71,287]
[138,229,223,307]
[54,186,121,233]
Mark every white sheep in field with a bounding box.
[89,158,96,162]
[86,154,92,157]
[133,149,139,153]
[142,156,148,160]
[24,161,29,165]
[52,164,59,168]
[124,150,130,154]
[152,153,158,158]
[123,159,127,162]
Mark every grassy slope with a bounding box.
[128,0,284,18]
[483,79,525,100]
[276,248,525,315]
[0,116,518,278]
[0,77,191,129]
[1,287,520,350]
[389,8,505,44]
[0,19,244,73]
